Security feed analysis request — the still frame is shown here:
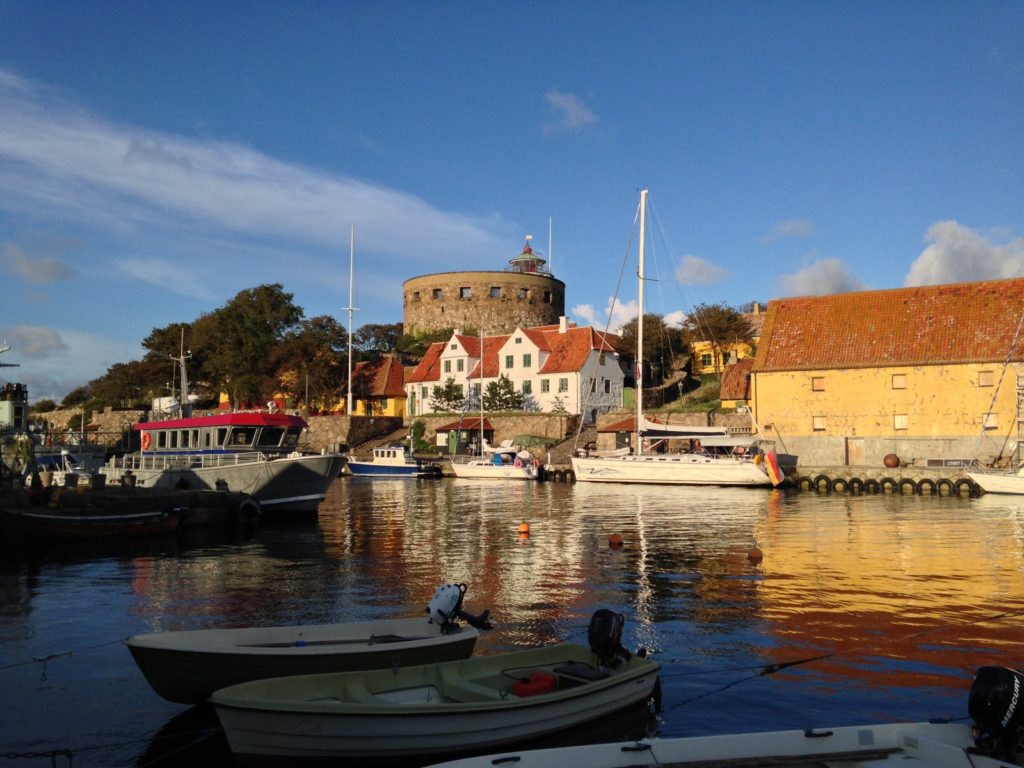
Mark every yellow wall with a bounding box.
[692,340,756,376]
[751,363,1020,439]
[353,397,406,418]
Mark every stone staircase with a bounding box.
[348,427,410,460]
[544,425,598,465]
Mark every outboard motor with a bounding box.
[969,665,1024,759]
[588,608,632,665]
[426,583,493,632]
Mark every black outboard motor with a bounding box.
[588,608,632,665]
[968,665,1024,760]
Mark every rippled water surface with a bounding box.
[2,479,1023,766]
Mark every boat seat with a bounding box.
[553,661,610,682]
[440,668,506,702]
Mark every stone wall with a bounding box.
[410,413,578,454]
[403,271,566,336]
[304,414,404,453]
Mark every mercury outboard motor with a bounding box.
[426,583,493,632]
[588,608,632,665]
[968,665,1024,760]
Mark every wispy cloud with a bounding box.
[761,219,814,243]
[904,221,1024,286]
[1,241,75,283]
[777,258,865,297]
[0,69,511,275]
[674,254,728,285]
[543,89,599,135]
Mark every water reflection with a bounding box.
[1,479,1023,766]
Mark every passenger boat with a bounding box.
[129,582,490,705]
[211,610,659,763]
[102,353,343,515]
[0,507,181,543]
[346,444,443,478]
[428,665,1024,768]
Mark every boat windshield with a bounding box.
[227,427,257,447]
[257,427,286,448]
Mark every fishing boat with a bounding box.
[571,190,782,488]
[129,582,491,704]
[211,609,660,763]
[347,443,443,478]
[428,665,1024,768]
[102,352,344,515]
[0,506,181,543]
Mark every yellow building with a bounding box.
[349,354,407,417]
[750,278,1024,467]
[691,304,765,377]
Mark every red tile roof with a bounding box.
[720,359,753,400]
[406,342,445,383]
[435,416,495,431]
[753,278,1024,372]
[351,354,406,397]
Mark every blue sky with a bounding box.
[2,2,1022,402]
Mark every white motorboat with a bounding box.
[129,582,490,704]
[211,609,659,762]
[427,665,1024,768]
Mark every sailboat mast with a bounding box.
[346,225,356,416]
[635,189,647,456]
[479,329,484,450]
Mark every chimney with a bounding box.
[752,302,761,314]
[559,316,568,333]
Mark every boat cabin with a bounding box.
[136,413,307,455]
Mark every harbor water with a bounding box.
[2,479,1023,766]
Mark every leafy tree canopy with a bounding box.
[483,374,524,412]
[618,313,685,363]
[680,302,755,378]
[353,323,403,357]
[429,377,465,412]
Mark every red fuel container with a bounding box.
[511,671,558,697]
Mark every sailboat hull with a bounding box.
[967,469,1024,495]
[571,454,772,486]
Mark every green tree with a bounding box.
[273,315,348,413]
[619,313,685,383]
[429,377,465,412]
[192,284,303,407]
[680,302,755,380]
[483,374,523,412]
[353,323,403,357]
[30,399,57,413]
[88,360,157,408]
[61,385,91,408]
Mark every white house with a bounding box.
[405,317,627,420]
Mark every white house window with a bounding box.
[522,381,532,394]
[701,353,713,368]
[599,353,606,365]
[514,337,522,344]
[421,387,428,400]
[505,355,513,369]
[541,379,550,393]
[558,378,569,392]
[892,374,907,390]
[812,415,826,431]
[522,354,532,368]
[443,360,451,373]
[894,414,908,430]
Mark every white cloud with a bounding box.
[904,221,1024,286]
[761,219,814,243]
[543,89,599,135]
[1,241,75,283]
[0,69,510,267]
[777,258,865,297]
[0,325,67,359]
[572,297,637,334]
[674,254,728,285]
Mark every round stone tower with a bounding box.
[403,238,566,336]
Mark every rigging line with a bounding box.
[971,302,1024,466]
[573,195,640,447]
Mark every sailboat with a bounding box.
[571,190,781,488]
[966,305,1024,495]
[449,333,538,480]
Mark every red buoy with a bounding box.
[609,533,624,548]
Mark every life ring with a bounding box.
[141,432,152,451]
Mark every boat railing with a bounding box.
[107,451,271,472]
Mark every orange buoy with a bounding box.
[518,522,530,534]
[747,546,763,563]
[608,532,624,548]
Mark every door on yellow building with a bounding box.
[846,437,865,466]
